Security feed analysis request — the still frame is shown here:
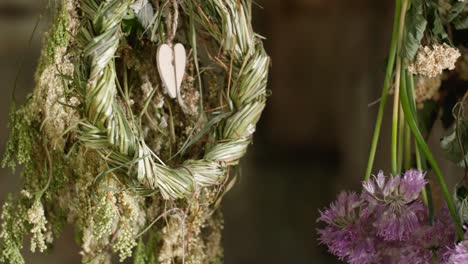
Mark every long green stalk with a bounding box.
[404,122,411,169]
[407,72,434,223]
[365,0,402,180]
[391,58,402,175]
[400,71,463,239]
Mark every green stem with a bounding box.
[365,0,402,180]
[401,71,463,239]
[415,141,422,170]
[397,106,404,173]
[392,58,401,175]
[404,120,411,170]
[408,72,434,223]
[395,68,407,175]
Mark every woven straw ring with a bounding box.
[76,0,269,200]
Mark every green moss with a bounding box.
[36,1,69,76]
[47,8,69,63]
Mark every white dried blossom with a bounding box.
[408,44,461,78]
[27,201,48,253]
[113,219,137,262]
[112,192,145,262]
[92,193,117,240]
[414,75,442,108]
[20,190,32,199]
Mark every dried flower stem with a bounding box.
[392,0,408,176]
[365,0,402,180]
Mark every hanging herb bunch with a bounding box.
[318,0,468,263]
[0,0,269,263]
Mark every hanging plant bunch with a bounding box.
[318,0,468,263]
[0,0,269,263]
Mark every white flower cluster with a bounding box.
[27,201,48,253]
[92,194,117,240]
[408,44,461,78]
[113,219,137,262]
[112,192,145,262]
[414,76,442,108]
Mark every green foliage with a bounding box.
[416,99,438,136]
[453,14,468,30]
[441,120,468,167]
[447,1,467,22]
[0,195,28,264]
[133,234,159,264]
[2,104,38,178]
[402,0,427,61]
[432,9,448,40]
[454,184,468,224]
[445,1,468,30]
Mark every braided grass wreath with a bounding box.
[0,0,269,263]
[78,0,268,199]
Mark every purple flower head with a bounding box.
[363,170,427,203]
[446,240,468,264]
[317,192,377,263]
[400,170,427,201]
[412,205,456,263]
[374,201,425,241]
[362,170,428,241]
[318,191,362,226]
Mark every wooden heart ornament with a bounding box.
[156,43,186,98]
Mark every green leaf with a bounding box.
[417,100,438,136]
[454,14,468,30]
[402,1,427,61]
[433,10,448,40]
[441,121,468,167]
[448,2,467,22]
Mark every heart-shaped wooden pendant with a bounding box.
[156,43,186,98]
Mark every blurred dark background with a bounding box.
[1,0,462,263]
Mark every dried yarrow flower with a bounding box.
[26,201,48,253]
[112,192,145,262]
[414,76,441,108]
[408,44,461,78]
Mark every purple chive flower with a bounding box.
[317,192,377,264]
[318,192,362,226]
[446,240,468,264]
[400,170,428,200]
[374,201,425,241]
[362,170,427,241]
[411,206,457,262]
[317,170,440,263]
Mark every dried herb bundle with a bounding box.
[0,0,269,263]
